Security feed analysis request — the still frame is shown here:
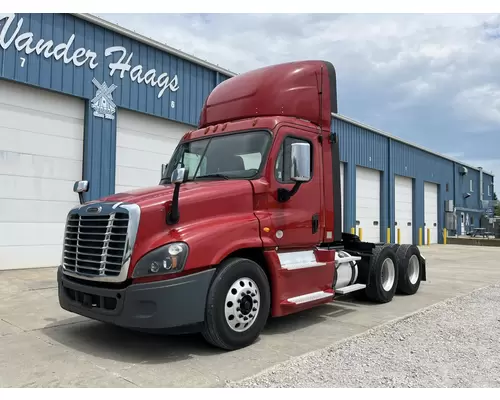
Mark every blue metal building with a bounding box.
[0,13,494,270]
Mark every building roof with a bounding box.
[332,113,494,177]
[73,13,238,78]
[74,13,494,178]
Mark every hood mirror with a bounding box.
[171,166,188,184]
[73,180,89,205]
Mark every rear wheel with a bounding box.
[365,245,399,303]
[396,244,422,295]
[202,257,270,350]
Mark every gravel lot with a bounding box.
[229,284,500,388]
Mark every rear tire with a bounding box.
[396,244,422,295]
[201,257,271,351]
[365,245,399,303]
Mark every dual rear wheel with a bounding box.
[364,243,423,303]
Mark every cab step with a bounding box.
[335,283,367,295]
[284,290,334,305]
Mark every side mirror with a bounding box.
[278,142,311,203]
[171,167,188,184]
[161,163,168,179]
[73,180,89,205]
[290,142,311,182]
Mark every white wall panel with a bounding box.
[394,175,414,244]
[355,166,381,243]
[115,109,193,193]
[0,80,84,270]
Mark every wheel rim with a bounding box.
[381,258,395,291]
[408,254,420,285]
[224,277,261,333]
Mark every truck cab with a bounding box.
[58,60,426,351]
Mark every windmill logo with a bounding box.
[91,78,117,120]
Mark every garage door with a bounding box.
[340,162,345,232]
[424,181,438,244]
[356,166,381,243]
[0,79,84,270]
[115,109,193,193]
[395,175,413,244]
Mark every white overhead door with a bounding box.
[356,166,381,243]
[115,109,193,193]
[424,181,439,244]
[340,162,345,232]
[394,175,413,245]
[0,79,84,270]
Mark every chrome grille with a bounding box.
[63,212,129,277]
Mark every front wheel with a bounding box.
[202,257,271,351]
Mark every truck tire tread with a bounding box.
[396,244,422,295]
[365,245,399,303]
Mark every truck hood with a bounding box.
[99,180,250,209]
[96,180,258,268]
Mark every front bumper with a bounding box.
[58,267,215,331]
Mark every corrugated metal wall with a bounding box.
[332,117,494,243]
[0,13,231,126]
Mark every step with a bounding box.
[335,283,366,295]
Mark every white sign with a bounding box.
[0,13,180,99]
[91,78,116,120]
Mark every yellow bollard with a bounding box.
[418,228,422,246]
[358,228,363,241]
[443,228,447,245]
[386,227,391,243]
[427,228,431,246]
[397,228,401,244]
[351,227,355,235]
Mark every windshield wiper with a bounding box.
[195,173,231,180]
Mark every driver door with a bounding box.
[267,126,323,249]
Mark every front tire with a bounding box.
[202,257,271,351]
[365,245,399,303]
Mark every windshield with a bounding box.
[161,130,271,183]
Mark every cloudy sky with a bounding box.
[100,13,500,181]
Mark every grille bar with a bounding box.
[63,212,129,277]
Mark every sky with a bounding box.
[100,13,500,183]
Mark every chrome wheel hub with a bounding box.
[381,258,396,291]
[224,277,260,332]
[408,254,420,285]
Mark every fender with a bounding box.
[129,212,264,277]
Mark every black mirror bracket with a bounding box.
[166,182,181,225]
[277,182,303,202]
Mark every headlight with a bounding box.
[132,242,189,278]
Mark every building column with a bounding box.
[345,161,356,234]
[82,100,117,202]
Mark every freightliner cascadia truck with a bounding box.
[58,60,427,351]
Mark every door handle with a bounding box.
[312,214,319,234]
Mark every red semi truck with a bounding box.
[58,60,426,350]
